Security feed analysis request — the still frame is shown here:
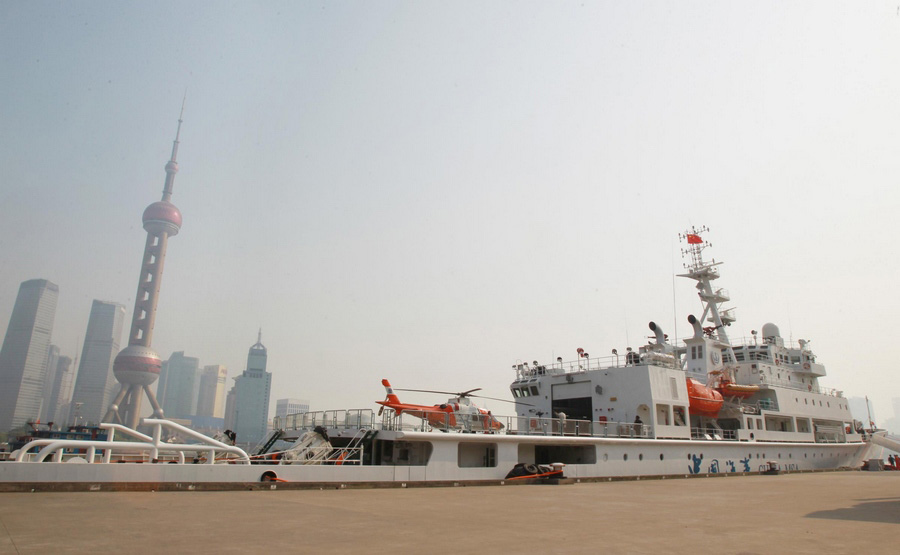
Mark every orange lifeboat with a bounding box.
[686,378,724,417]
[716,381,759,399]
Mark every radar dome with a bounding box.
[761,323,781,339]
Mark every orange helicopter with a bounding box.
[376,379,515,432]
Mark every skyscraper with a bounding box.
[105,105,186,428]
[47,355,73,425]
[0,279,59,432]
[159,351,200,420]
[275,398,309,422]
[39,344,60,422]
[196,365,228,419]
[223,384,237,432]
[232,332,272,445]
[70,300,127,425]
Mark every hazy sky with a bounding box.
[1,1,899,421]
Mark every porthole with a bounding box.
[659,454,664,461]
[624,453,628,461]
[603,453,608,462]
[789,453,792,459]
[639,454,643,461]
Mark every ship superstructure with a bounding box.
[510,227,858,445]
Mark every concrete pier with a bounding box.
[0,471,897,554]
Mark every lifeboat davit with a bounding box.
[716,381,760,399]
[686,378,724,417]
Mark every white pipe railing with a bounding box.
[14,419,250,464]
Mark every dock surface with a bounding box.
[1,471,897,554]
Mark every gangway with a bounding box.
[254,429,285,456]
[869,431,900,453]
[326,428,375,465]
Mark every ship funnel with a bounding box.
[687,314,704,339]
[648,321,667,345]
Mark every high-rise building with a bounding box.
[0,279,59,432]
[275,398,309,422]
[39,345,60,422]
[232,332,272,445]
[70,300,127,425]
[224,384,237,432]
[156,358,170,407]
[197,365,228,419]
[105,105,186,428]
[159,351,200,419]
[47,355,73,425]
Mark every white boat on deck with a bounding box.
[0,229,875,490]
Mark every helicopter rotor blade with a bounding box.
[394,387,482,397]
[469,394,534,406]
[391,386,533,406]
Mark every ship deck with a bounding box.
[1,470,897,554]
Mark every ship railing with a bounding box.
[757,376,843,397]
[813,424,846,444]
[284,408,662,440]
[690,427,737,441]
[522,417,654,439]
[276,409,376,431]
[13,418,250,464]
[378,411,656,439]
[513,352,684,381]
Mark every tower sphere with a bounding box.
[143,200,182,235]
[165,160,179,173]
[113,344,162,386]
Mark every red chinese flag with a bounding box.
[687,234,702,244]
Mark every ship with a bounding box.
[1,228,894,490]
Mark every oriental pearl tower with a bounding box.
[104,106,185,428]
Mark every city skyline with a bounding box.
[1,2,899,422]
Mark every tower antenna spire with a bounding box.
[170,92,186,162]
[162,100,184,202]
[105,105,186,428]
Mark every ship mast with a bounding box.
[678,226,735,344]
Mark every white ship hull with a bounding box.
[0,427,871,490]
